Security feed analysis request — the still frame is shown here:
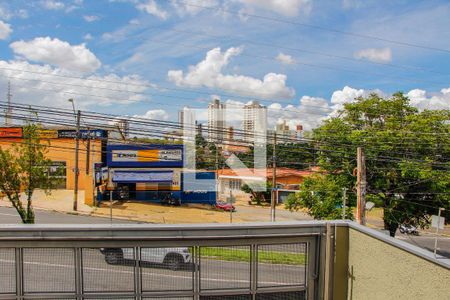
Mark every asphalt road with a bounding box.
[396,232,450,259]
[0,247,306,293]
[1,206,448,259]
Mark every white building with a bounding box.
[207,99,226,143]
[243,101,267,143]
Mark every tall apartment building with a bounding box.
[207,99,226,143]
[242,101,267,142]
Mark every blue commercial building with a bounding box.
[105,144,216,205]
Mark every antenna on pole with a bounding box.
[5,81,12,126]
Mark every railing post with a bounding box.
[75,247,83,300]
[15,248,23,298]
[324,223,333,300]
[134,247,142,300]
[250,244,257,299]
[193,246,200,300]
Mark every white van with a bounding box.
[100,247,192,270]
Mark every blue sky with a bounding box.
[0,0,449,129]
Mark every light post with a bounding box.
[68,99,80,211]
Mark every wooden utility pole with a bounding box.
[356,147,366,225]
[73,110,81,211]
[271,132,277,222]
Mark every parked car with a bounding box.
[216,201,236,212]
[399,224,419,236]
[100,247,192,270]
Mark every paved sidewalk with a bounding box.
[0,189,93,214]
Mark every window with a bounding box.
[229,179,241,190]
[47,161,66,189]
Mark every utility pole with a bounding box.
[434,207,445,258]
[85,127,91,175]
[342,187,347,220]
[271,132,277,222]
[73,110,81,211]
[356,147,366,225]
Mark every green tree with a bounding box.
[0,124,55,223]
[286,93,450,236]
[241,181,272,205]
[236,142,316,170]
[286,174,355,220]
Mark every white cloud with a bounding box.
[0,20,12,39]
[354,47,392,63]
[330,86,367,106]
[267,96,331,131]
[10,37,101,73]
[276,52,296,65]
[171,0,219,16]
[83,33,93,40]
[83,15,100,22]
[236,0,312,17]
[0,60,152,109]
[41,0,65,10]
[0,5,12,20]
[16,9,28,19]
[407,88,450,110]
[191,86,449,132]
[137,0,168,20]
[134,109,169,120]
[168,47,295,99]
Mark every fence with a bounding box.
[0,222,329,300]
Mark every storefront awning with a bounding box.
[112,171,173,183]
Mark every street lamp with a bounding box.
[68,98,80,211]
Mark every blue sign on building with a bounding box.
[107,144,183,168]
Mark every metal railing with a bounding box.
[0,222,330,300]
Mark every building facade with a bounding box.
[217,167,314,201]
[0,127,106,205]
[207,99,226,143]
[243,101,267,143]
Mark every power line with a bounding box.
[178,0,450,54]
[129,25,449,76]
[3,105,449,168]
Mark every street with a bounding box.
[396,233,450,259]
[1,206,448,259]
[0,246,306,293]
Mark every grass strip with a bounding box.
[200,247,306,265]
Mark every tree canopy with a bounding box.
[0,124,56,223]
[286,92,450,236]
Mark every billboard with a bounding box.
[38,129,58,139]
[0,127,22,138]
[107,144,183,167]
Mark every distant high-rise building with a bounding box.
[274,120,303,143]
[226,126,234,141]
[243,101,267,142]
[196,121,203,137]
[207,99,226,143]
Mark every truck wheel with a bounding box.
[164,254,183,271]
[104,249,123,265]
